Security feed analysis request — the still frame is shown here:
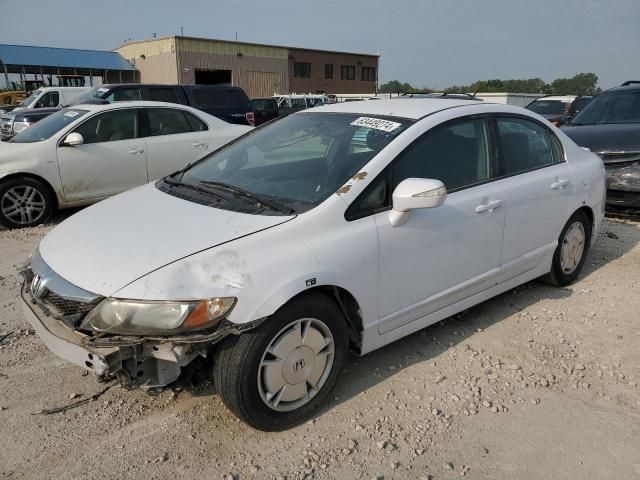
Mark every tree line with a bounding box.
[379,73,602,96]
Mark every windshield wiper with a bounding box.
[163,176,225,200]
[199,180,295,215]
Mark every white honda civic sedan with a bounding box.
[21,99,605,430]
[0,101,252,228]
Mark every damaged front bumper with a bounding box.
[20,278,263,389]
[604,160,640,208]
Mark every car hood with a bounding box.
[39,183,295,297]
[0,140,34,157]
[561,123,640,153]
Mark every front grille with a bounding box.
[40,291,97,319]
[0,116,12,138]
[22,252,103,328]
[597,151,640,167]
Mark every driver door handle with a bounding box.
[192,141,206,147]
[475,199,504,213]
[551,178,569,190]
[128,147,144,154]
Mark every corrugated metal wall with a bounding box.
[114,38,178,84]
[115,38,176,60]
[175,38,289,97]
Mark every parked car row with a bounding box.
[0,84,255,140]
[19,97,605,430]
[525,95,593,126]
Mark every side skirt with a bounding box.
[360,260,550,355]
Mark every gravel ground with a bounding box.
[0,213,639,480]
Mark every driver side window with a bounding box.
[37,91,59,108]
[392,118,491,192]
[73,109,138,144]
[346,117,493,220]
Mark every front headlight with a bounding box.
[12,120,30,134]
[80,297,236,335]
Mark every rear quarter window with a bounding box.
[188,88,250,109]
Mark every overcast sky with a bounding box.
[2,0,638,89]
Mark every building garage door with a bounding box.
[246,71,281,98]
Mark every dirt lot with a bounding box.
[1,213,639,480]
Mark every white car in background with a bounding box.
[0,102,252,228]
[21,99,605,430]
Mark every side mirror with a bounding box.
[62,132,84,146]
[389,178,447,227]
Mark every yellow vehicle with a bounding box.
[0,80,46,111]
[0,90,26,107]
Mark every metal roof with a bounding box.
[116,36,380,58]
[0,44,135,71]
[310,99,488,119]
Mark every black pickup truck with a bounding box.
[76,84,254,126]
[0,84,255,140]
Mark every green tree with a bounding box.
[443,73,600,95]
[551,73,602,96]
[379,80,415,94]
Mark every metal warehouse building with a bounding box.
[114,36,379,97]
[0,44,137,87]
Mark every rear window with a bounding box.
[188,88,249,109]
[527,100,569,115]
[251,99,277,111]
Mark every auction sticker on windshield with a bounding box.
[350,117,402,132]
[63,111,80,118]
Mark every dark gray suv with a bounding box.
[562,81,640,208]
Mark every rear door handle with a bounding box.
[128,147,144,154]
[475,199,504,213]
[551,178,569,189]
[192,142,205,147]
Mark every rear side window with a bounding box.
[251,99,276,111]
[291,98,306,108]
[496,117,558,176]
[188,88,249,109]
[106,88,141,102]
[146,108,207,136]
[146,87,179,103]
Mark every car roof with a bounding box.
[606,82,640,93]
[309,98,490,119]
[532,95,576,102]
[69,101,197,112]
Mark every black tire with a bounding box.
[543,210,591,286]
[213,292,349,431]
[0,176,54,229]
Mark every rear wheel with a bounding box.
[543,210,591,286]
[0,177,54,229]
[213,292,348,431]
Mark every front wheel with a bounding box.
[0,177,54,229]
[213,292,348,431]
[543,210,591,286]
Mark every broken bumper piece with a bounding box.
[21,281,261,388]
